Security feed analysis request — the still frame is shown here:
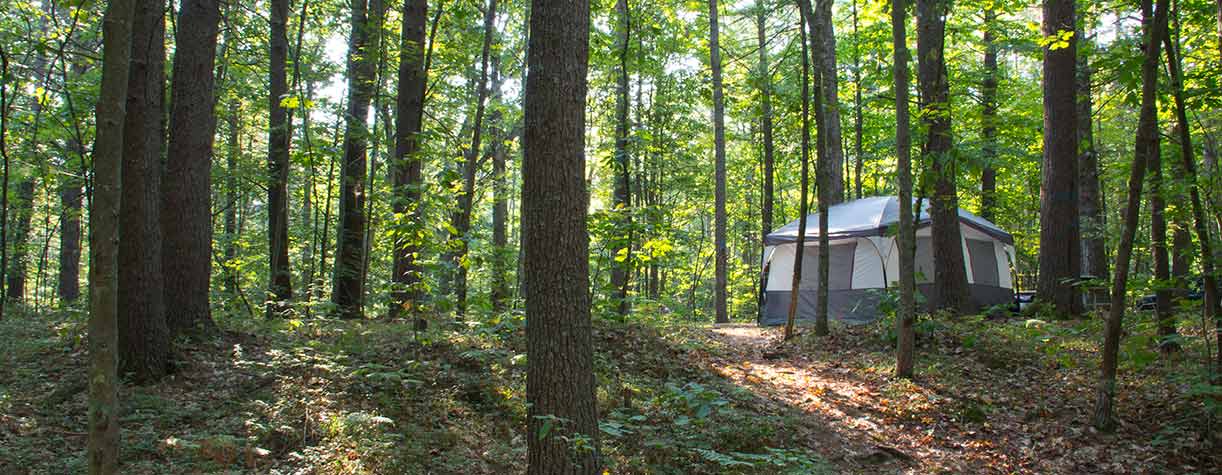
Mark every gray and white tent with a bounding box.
[759,196,1015,325]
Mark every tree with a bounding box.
[755,0,776,317]
[119,0,170,382]
[332,0,383,319]
[267,0,293,318]
[893,0,917,379]
[164,0,222,336]
[6,178,33,302]
[709,0,728,324]
[798,0,830,336]
[979,6,998,222]
[1036,0,1082,317]
[1095,0,1167,431]
[916,0,969,314]
[814,0,843,204]
[488,53,511,312]
[522,0,601,470]
[610,0,632,317]
[389,0,429,320]
[58,166,82,303]
[0,45,9,321]
[850,0,865,200]
[1077,5,1107,281]
[785,0,814,342]
[89,0,138,469]
[1163,22,1220,369]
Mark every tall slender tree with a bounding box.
[0,48,9,319]
[814,0,844,204]
[710,0,729,324]
[893,0,917,379]
[979,7,998,222]
[1096,0,1167,431]
[916,0,969,314]
[851,0,864,199]
[389,0,429,320]
[522,0,601,470]
[57,169,82,303]
[6,178,34,302]
[785,1,813,341]
[1037,0,1082,317]
[119,0,169,382]
[88,0,137,469]
[610,0,633,317]
[267,0,293,317]
[488,53,511,312]
[332,0,383,319]
[1077,6,1107,281]
[163,0,222,335]
[755,0,776,317]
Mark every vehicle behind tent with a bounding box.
[759,196,1015,325]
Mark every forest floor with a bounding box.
[0,307,1218,474]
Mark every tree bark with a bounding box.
[815,0,844,204]
[851,0,864,200]
[332,0,382,319]
[1148,123,1174,347]
[893,0,917,379]
[785,1,814,341]
[916,0,970,314]
[489,55,510,312]
[710,0,729,324]
[610,0,632,317]
[389,0,429,320]
[267,0,293,317]
[6,178,34,302]
[1163,25,1220,367]
[979,7,998,222]
[1096,0,1167,432]
[1078,13,1107,281]
[755,0,776,319]
[57,165,82,303]
[88,0,137,469]
[522,0,601,470]
[223,100,240,297]
[163,0,221,336]
[119,0,170,382]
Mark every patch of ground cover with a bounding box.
[697,312,1219,474]
[0,309,834,474]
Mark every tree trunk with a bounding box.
[916,0,970,314]
[785,1,814,341]
[1078,14,1107,281]
[57,166,82,303]
[0,52,8,317]
[449,0,498,317]
[223,100,240,297]
[1163,24,1220,369]
[755,0,775,319]
[979,7,998,222]
[332,0,382,319]
[163,0,221,336]
[610,0,632,317]
[389,0,429,320]
[88,0,137,469]
[522,0,601,470]
[710,0,729,324]
[1148,126,1174,348]
[815,0,844,204]
[1036,0,1082,317]
[1096,0,1167,432]
[267,0,293,318]
[851,0,864,200]
[6,178,34,302]
[489,55,511,312]
[893,0,917,379]
[119,0,169,382]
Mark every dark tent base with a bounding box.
[759,284,1014,326]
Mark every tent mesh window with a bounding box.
[967,239,1000,286]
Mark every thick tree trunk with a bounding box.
[1078,17,1108,281]
[917,0,970,314]
[1163,25,1220,368]
[1037,0,1082,317]
[785,2,814,341]
[815,0,844,204]
[979,8,998,222]
[522,0,601,470]
[88,0,137,469]
[6,178,34,302]
[893,0,917,379]
[389,0,429,320]
[610,0,632,317]
[267,0,293,317]
[1096,0,1167,432]
[332,0,382,319]
[755,0,775,319]
[164,0,221,336]
[119,0,169,382]
[57,169,82,303]
[710,0,729,324]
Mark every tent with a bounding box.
[759,196,1015,325]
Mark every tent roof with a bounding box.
[764,196,1014,246]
